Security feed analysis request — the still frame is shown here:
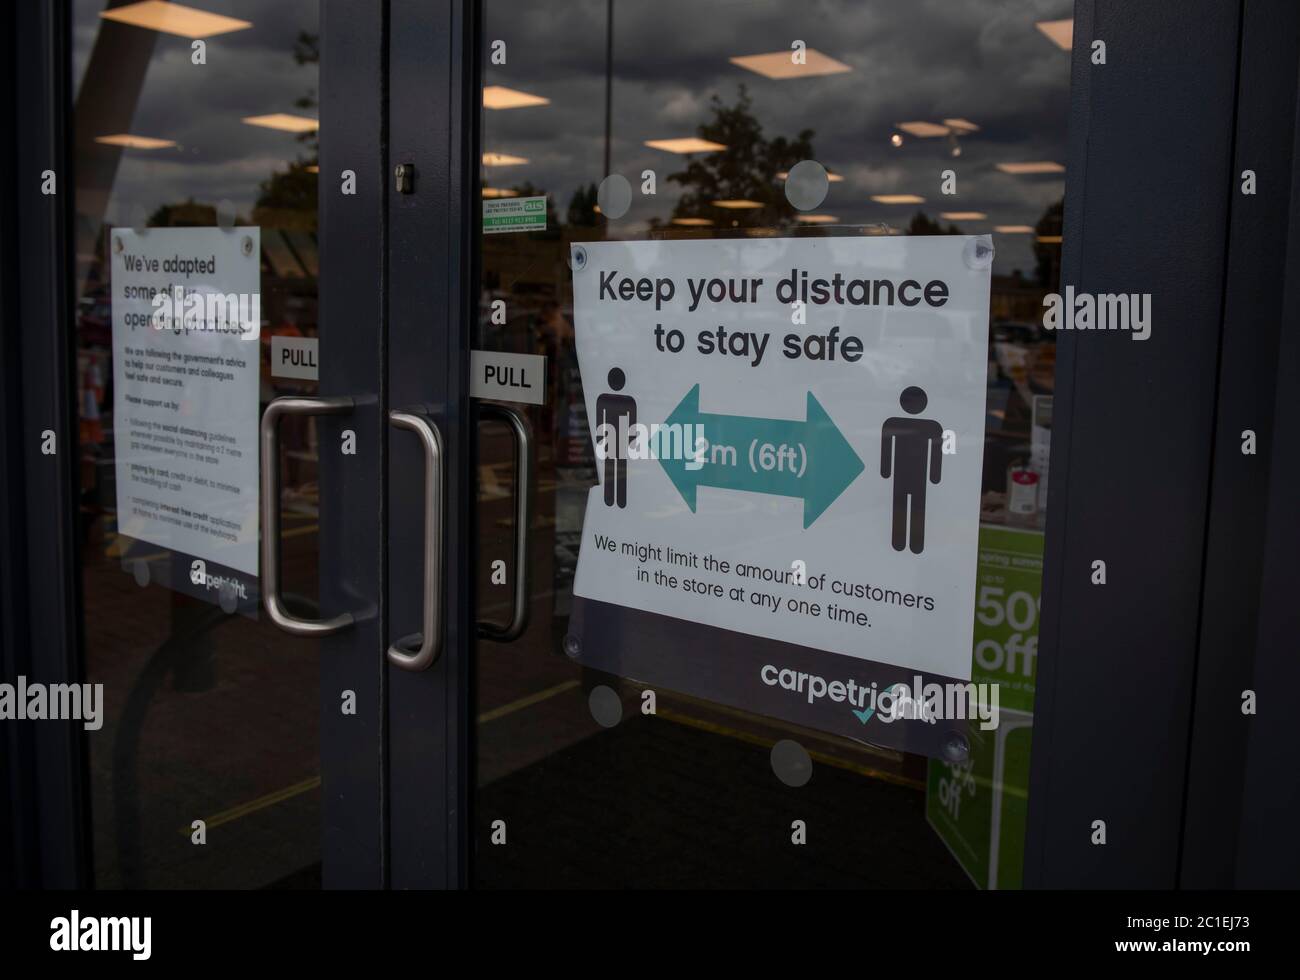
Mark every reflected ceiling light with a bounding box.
[944,118,980,132]
[890,133,904,148]
[712,199,763,209]
[729,49,852,80]
[776,170,844,182]
[481,187,519,198]
[483,86,550,109]
[482,152,529,166]
[1036,234,1064,244]
[996,161,1065,174]
[1036,18,1074,51]
[995,224,1034,233]
[671,217,713,226]
[940,211,987,220]
[895,121,949,138]
[242,114,319,133]
[94,134,175,149]
[99,1,251,38]
[871,194,925,204]
[645,137,727,154]
[796,214,838,224]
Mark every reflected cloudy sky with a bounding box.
[73,0,319,230]
[74,0,1071,276]
[483,0,1072,275]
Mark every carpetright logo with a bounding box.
[759,665,1000,730]
[50,910,151,960]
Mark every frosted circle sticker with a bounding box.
[770,739,812,787]
[588,685,623,728]
[597,174,632,220]
[218,582,239,614]
[941,731,970,762]
[784,160,829,212]
[963,236,995,270]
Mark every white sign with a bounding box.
[570,235,993,679]
[111,227,262,576]
[271,335,319,380]
[470,350,547,405]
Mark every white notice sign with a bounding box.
[570,235,993,680]
[111,227,262,576]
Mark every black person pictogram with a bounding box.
[597,367,636,508]
[880,386,943,554]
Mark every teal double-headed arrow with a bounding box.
[655,384,864,528]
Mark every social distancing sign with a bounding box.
[111,227,262,591]
[571,235,993,682]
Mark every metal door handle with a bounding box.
[388,410,445,670]
[260,395,356,635]
[478,404,533,642]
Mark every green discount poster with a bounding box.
[926,525,1041,889]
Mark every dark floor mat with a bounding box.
[475,714,974,889]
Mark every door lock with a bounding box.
[394,163,414,194]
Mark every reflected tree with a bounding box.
[248,30,320,230]
[664,86,815,229]
[147,198,219,227]
[1034,199,1064,287]
[293,31,320,161]
[567,183,599,227]
[906,212,962,236]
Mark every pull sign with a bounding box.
[271,336,320,380]
[470,350,546,406]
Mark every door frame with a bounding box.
[1177,0,1300,888]
[1,0,391,889]
[383,0,479,890]
[317,0,390,889]
[2,0,87,890]
[1021,0,1245,887]
[1023,0,1300,889]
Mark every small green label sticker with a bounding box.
[483,195,547,234]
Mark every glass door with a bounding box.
[67,0,385,889]
[464,0,1071,888]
